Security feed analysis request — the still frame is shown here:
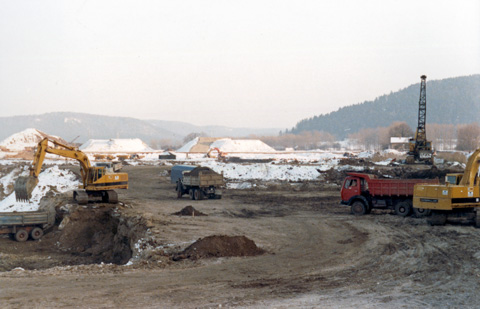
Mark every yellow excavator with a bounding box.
[14,138,128,204]
[413,148,480,226]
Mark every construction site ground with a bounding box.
[1,164,479,308]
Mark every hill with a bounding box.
[146,120,280,138]
[0,112,281,146]
[290,75,480,139]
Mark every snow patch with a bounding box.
[0,166,80,212]
[176,137,199,152]
[0,128,61,152]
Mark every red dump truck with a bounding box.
[340,172,439,216]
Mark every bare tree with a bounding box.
[388,122,413,138]
[426,123,456,151]
[456,123,480,151]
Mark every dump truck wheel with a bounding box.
[194,189,204,200]
[351,201,367,215]
[189,189,195,200]
[427,211,447,226]
[30,227,44,240]
[413,207,431,218]
[15,229,28,242]
[395,201,411,217]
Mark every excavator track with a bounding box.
[73,190,89,205]
[102,190,118,204]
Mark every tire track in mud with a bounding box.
[325,216,480,307]
[229,189,480,307]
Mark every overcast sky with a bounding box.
[0,0,479,128]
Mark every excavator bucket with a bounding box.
[14,176,38,202]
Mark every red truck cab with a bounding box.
[341,174,369,203]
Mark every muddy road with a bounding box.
[0,164,479,308]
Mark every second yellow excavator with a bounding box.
[14,138,128,204]
[413,148,480,226]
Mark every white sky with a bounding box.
[1,0,479,128]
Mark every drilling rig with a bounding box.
[406,75,434,164]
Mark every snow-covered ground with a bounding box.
[0,166,80,212]
[80,138,158,153]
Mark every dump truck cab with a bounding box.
[340,174,367,203]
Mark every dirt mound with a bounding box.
[338,158,373,166]
[173,206,207,216]
[173,235,265,261]
[57,207,133,265]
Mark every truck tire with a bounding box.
[351,201,367,215]
[30,227,44,240]
[15,229,28,242]
[427,211,447,226]
[194,189,204,200]
[413,207,431,218]
[189,189,195,200]
[395,201,412,217]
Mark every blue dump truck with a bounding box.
[0,211,54,242]
[171,165,225,200]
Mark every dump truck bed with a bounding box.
[0,211,53,228]
[367,178,438,197]
[183,167,224,187]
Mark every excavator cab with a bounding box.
[445,173,463,185]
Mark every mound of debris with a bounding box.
[173,206,207,216]
[172,235,265,261]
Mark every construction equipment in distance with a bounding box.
[171,165,224,200]
[14,138,128,204]
[413,148,480,226]
[406,75,434,164]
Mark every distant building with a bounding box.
[390,137,411,150]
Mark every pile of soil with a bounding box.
[173,235,265,261]
[338,158,373,167]
[57,207,132,264]
[173,206,207,216]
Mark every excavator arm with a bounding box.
[459,148,480,187]
[14,138,93,201]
